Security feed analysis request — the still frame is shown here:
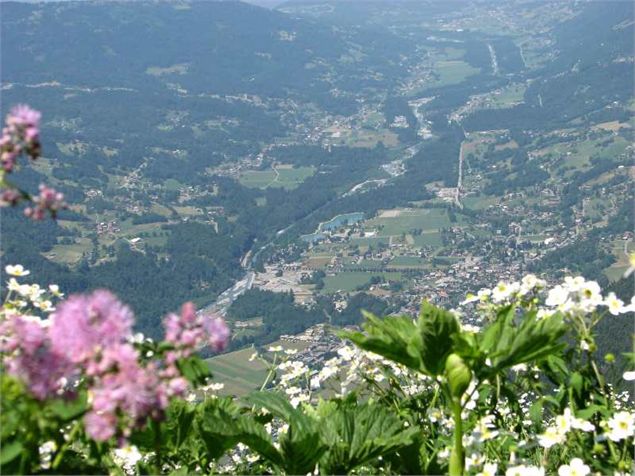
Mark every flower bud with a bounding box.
[445,353,471,400]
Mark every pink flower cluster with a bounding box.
[1,104,41,172]
[0,315,72,399]
[163,302,230,365]
[0,290,230,443]
[23,184,67,220]
[0,105,66,219]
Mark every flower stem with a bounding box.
[449,400,464,476]
[52,420,82,470]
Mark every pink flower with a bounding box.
[50,290,133,364]
[84,411,117,442]
[203,315,230,352]
[163,303,230,357]
[163,302,205,360]
[24,184,66,220]
[0,188,22,207]
[8,104,41,130]
[0,315,74,400]
[85,343,178,442]
[2,104,41,163]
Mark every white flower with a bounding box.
[472,415,498,442]
[571,417,595,432]
[202,382,224,393]
[278,360,309,383]
[605,411,635,441]
[249,352,258,361]
[557,458,590,476]
[466,452,484,470]
[318,361,339,381]
[506,464,544,476]
[48,284,63,297]
[34,300,55,312]
[492,281,520,303]
[112,446,143,475]
[622,371,635,381]
[5,264,29,277]
[7,278,21,292]
[476,463,498,476]
[564,276,586,291]
[604,292,625,315]
[284,386,302,396]
[511,363,527,373]
[289,393,309,408]
[578,280,602,309]
[461,293,479,305]
[284,348,298,355]
[267,345,283,352]
[546,285,569,307]
[39,441,57,470]
[555,408,574,434]
[520,274,545,294]
[537,426,566,448]
[461,323,480,333]
[26,284,45,302]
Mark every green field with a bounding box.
[413,232,444,248]
[429,61,480,87]
[207,347,268,396]
[207,339,311,396]
[239,165,315,190]
[489,83,526,108]
[322,271,403,293]
[367,208,460,237]
[389,256,428,268]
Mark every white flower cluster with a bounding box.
[545,276,632,316]
[538,408,595,449]
[462,274,547,306]
[4,265,63,313]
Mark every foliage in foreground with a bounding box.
[1,266,634,475]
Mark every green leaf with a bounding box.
[176,356,213,387]
[417,301,460,375]
[488,311,566,371]
[163,400,196,450]
[318,401,417,475]
[577,404,609,420]
[48,392,88,421]
[479,305,515,354]
[0,440,22,465]
[196,397,282,466]
[529,399,544,430]
[340,312,423,372]
[246,392,326,474]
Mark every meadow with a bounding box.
[239,165,315,190]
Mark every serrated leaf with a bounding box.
[195,396,281,465]
[246,392,325,474]
[490,311,566,371]
[417,301,460,375]
[177,356,213,387]
[340,312,422,372]
[319,401,417,475]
